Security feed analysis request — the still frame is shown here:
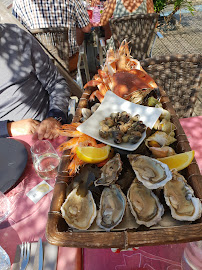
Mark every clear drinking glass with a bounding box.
[0,191,11,224]
[31,140,60,180]
[181,241,202,270]
[0,246,11,270]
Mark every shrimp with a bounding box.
[58,134,97,152]
[56,123,82,137]
[67,154,85,176]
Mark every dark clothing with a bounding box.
[0,24,71,137]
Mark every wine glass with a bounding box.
[0,191,11,224]
[30,140,60,180]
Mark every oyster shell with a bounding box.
[164,170,202,221]
[127,179,164,227]
[145,131,176,148]
[128,154,172,189]
[96,184,127,231]
[94,153,122,186]
[61,187,96,230]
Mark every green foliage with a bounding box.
[153,0,167,13]
[174,0,196,15]
[153,0,196,17]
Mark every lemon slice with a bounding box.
[76,145,111,163]
[158,150,195,171]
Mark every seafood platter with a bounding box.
[46,41,202,248]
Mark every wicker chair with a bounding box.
[109,13,159,60]
[30,28,69,72]
[140,54,202,118]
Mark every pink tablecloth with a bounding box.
[180,115,202,173]
[0,135,81,270]
[84,244,185,270]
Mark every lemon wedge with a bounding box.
[158,150,195,171]
[76,145,111,163]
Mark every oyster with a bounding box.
[145,131,176,148]
[96,184,127,231]
[164,170,202,221]
[94,153,122,186]
[128,154,172,189]
[127,179,164,227]
[61,187,96,230]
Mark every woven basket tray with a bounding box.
[46,87,202,249]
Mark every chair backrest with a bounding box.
[140,54,202,118]
[109,13,159,60]
[30,28,69,72]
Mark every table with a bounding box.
[1,116,201,269]
[0,135,81,270]
[180,115,202,174]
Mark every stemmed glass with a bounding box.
[30,140,60,180]
[0,191,11,224]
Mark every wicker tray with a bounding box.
[46,87,202,249]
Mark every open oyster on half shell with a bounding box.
[164,170,202,221]
[127,178,164,227]
[94,153,122,186]
[61,186,97,230]
[128,154,172,189]
[96,184,127,231]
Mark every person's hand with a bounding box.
[36,117,61,140]
[7,119,40,136]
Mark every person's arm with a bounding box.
[0,119,40,138]
[29,35,71,139]
[30,37,71,121]
[75,0,92,34]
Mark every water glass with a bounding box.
[0,191,11,224]
[31,140,60,180]
[0,246,11,270]
[181,241,202,269]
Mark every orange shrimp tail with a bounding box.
[57,129,83,137]
[60,123,80,130]
[58,137,79,151]
[67,155,85,176]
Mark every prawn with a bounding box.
[67,154,85,176]
[57,123,82,137]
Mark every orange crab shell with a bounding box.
[111,70,158,99]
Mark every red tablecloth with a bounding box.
[0,135,81,270]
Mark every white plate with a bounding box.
[77,91,162,151]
